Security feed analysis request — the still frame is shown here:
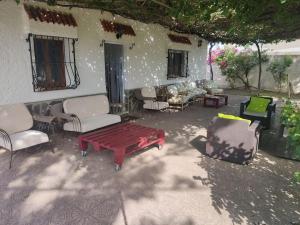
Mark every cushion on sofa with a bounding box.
[246,97,271,113]
[2,130,49,151]
[0,104,33,134]
[64,114,121,133]
[218,113,251,124]
[63,95,109,119]
[141,87,157,99]
[243,111,268,118]
[143,100,169,110]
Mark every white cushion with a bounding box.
[63,114,121,133]
[168,95,190,104]
[63,95,109,119]
[243,111,268,118]
[0,104,33,134]
[0,130,49,151]
[143,100,169,110]
[167,85,179,96]
[209,88,224,94]
[141,87,157,98]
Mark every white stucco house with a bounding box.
[0,0,208,111]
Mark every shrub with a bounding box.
[266,56,293,92]
[209,47,268,89]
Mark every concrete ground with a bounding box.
[0,95,299,225]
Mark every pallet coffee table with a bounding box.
[78,123,165,170]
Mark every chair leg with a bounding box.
[9,151,13,169]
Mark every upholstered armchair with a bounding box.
[0,104,50,168]
[240,96,276,129]
[198,79,224,95]
[206,116,260,165]
[141,87,169,111]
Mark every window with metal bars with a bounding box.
[167,49,189,79]
[27,33,80,92]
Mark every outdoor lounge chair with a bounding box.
[62,95,121,133]
[240,96,276,129]
[141,87,169,110]
[198,79,224,95]
[0,103,50,168]
[206,114,260,165]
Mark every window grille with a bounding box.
[27,33,80,92]
[167,49,189,79]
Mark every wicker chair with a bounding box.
[240,97,276,129]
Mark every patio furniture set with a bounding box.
[206,96,276,164]
[0,94,165,170]
[141,80,228,111]
[0,79,276,169]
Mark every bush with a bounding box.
[266,56,293,92]
[209,47,268,89]
[281,101,300,159]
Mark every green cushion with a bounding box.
[246,97,271,113]
[218,113,251,124]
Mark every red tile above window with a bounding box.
[24,4,77,27]
[100,20,136,36]
[168,34,192,45]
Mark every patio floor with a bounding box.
[0,95,299,225]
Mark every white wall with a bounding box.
[0,0,208,105]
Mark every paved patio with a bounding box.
[0,95,299,225]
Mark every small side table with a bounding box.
[203,94,228,108]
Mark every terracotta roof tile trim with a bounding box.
[24,4,77,27]
[168,34,192,45]
[100,20,136,36]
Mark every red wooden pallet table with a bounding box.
[78,123,165,170]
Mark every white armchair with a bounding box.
[62,95,121,133]
[0,103,49,168]
[141,87,169,111]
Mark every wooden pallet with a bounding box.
[78,123,165,170]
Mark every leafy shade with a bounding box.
[30,0,300,44]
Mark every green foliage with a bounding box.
[281,101,300,159]
[294,172,300,184]
[30,0,300,45]
[212,47,268,88]
[266,56,293,91]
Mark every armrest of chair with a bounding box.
[267,102,276,114]
[0,128,12,151]
[240,99,250,115]
[248,120,261,133]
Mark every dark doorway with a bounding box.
[104,43,124,104]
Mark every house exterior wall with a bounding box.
[0,0,208,105]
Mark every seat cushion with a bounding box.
[246,96,271,113]
[141,87,157,98]
[208,88,224,95]
[167,85,179,97]
[0,104,33,134]
[143,100,169,110]
[63,95,109,119]
[168,95,189,104]
[243,111,268,118]
[218,113,251,124]
[63,114,121,133]
[3,130,49,151]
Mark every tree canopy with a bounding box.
[31,0,300,44]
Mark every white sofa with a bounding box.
[141,87,169,110]
[63,95,121,133]
[0,103,49,168]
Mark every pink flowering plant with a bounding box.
[208,46,268,89]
